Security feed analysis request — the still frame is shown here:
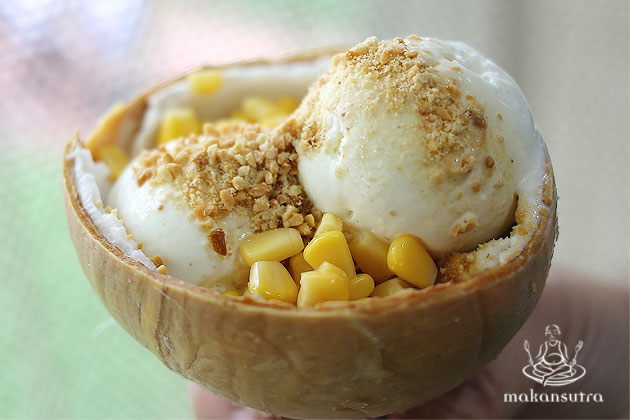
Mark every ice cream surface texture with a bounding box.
[107,123,317,289]
[293,36,538,256]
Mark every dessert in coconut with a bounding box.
[63,37,556,419]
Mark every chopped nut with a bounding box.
[435,107,451,120]
[208,229,227,256]
[248,184,270,198]
[232,175,246,190]
[136,169,152,186]
[234,154,246,166]
[156,265,167,275]
[304,214,315,228]
[285,213,303,227]
[264,171,274,184]
[235,190,248,202]
[245,152,256,167]
[193,151,209,169]
[219,189,235,210]
[451,154,476,174]
[287,185,301,196]
[157,165,174,182]
[237,165,250,177]
[252,197,270,212]
[296,222,311,236]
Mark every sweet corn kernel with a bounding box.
[371,277,411,297]
[85,103,125,159]
[248,261,297,303]
[241,96,278,122]
[158,107,200,144]
[222,289,241,297]
[387,235,437,289]
[99,145,129,181]
[239,228,304,266]
[259,114,289,128]
[187,69,223,94]
[288,252,312,285]
[297,262,349,308]
[303,230,355,279]
[313,213,343,236]
[229,110,248,121]
[349,231,393,283]
[217,95,296,127]
[274,96,298,114]
[349,273,375,300]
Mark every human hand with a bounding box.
[191,266,629,419]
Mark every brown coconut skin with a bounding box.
[62,52,557,419]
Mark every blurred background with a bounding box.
[0,0,627,418]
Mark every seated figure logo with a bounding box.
[523,324,586,386]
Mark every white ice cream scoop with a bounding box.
[108,153,253,289]
[294,36,542,256]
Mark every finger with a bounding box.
[190,383,277,420]
[387,370,524,419]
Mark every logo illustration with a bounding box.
[523,324,586,386]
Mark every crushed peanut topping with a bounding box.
[132,122,319,242]
[208,229,227,256]
[292,36,491,175]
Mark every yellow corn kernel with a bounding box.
[248,261,298,304]
[85,103,126,159]
[303,230,355,279]
[239,228,304,266]
[371,277,411,297]
[157,108,200,144]
[222,289,241,297]
[241,96,278,122]
[99,145,129,181]
[187,69,223,94]
[349,231,393,283]
[274,95,298,114]
[259,114,289,128]
[229,110,248,121]
[297,262,349,308]
[349,273,375,300]
[387,235,437,289]
[288,252,312,285]
[313,213,343,236]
